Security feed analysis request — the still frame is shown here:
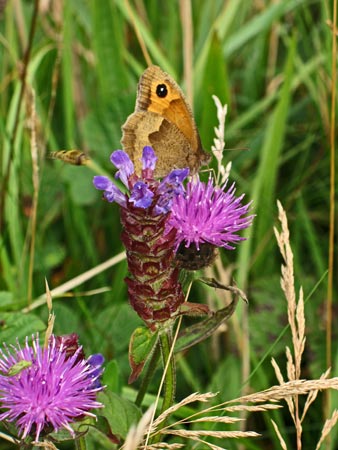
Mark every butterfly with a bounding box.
[122,65,209,177]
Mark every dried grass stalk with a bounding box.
[152,392,217,429]
[141,444,184,449]
[225,404,282,412]
[123,405,155,450]
[274,201,306,381]
[165,429,259,439]
[315,410,338,450]
[273,201,306,448]
[229,378,338,404]
[179,437,224,450]
[211,95,230,185]
[271,357,285,384]
[271,420,288,450]
[187,416,242,424]
[301,368,331,422]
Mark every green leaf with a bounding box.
[102,360,121,394]
[0,291,14,309]
[197,32,231,152]
[253,36,296,267]
[223,0,302,57]
[176,295,239,353]
[89,0,128,97]
[237,34,296,286]
[61,1,76,147]
[0,313,45,344]
[34,242,66,272]
[98,391,141,440]
[128,326,158,383]
[115,0,175,76]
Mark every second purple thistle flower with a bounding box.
[169,177,254,269]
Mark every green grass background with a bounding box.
[0,0,336,448]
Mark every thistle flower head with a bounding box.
[168,177,253,253]
[0,334,104,442]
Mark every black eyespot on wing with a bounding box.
[156,83,168,98]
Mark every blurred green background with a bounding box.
[0,0,336,448]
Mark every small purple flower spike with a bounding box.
[130,181,154,208]
[111,150,134,187]
[93,176,127,206]
[141,146,157,171]
[93,147,188,216]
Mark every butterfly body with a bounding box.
[122,65,209,177]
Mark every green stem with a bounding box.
[150,329,176,445]
[159,330,176,414]
[75,435,87,450]
[135,341,161,407]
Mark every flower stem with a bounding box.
[135,341,161,407]
[75,435,87,450]
[150,329,176,445]
[159,330,176,415]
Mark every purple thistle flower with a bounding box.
[0,335,104,442]
[168,177,253,252]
